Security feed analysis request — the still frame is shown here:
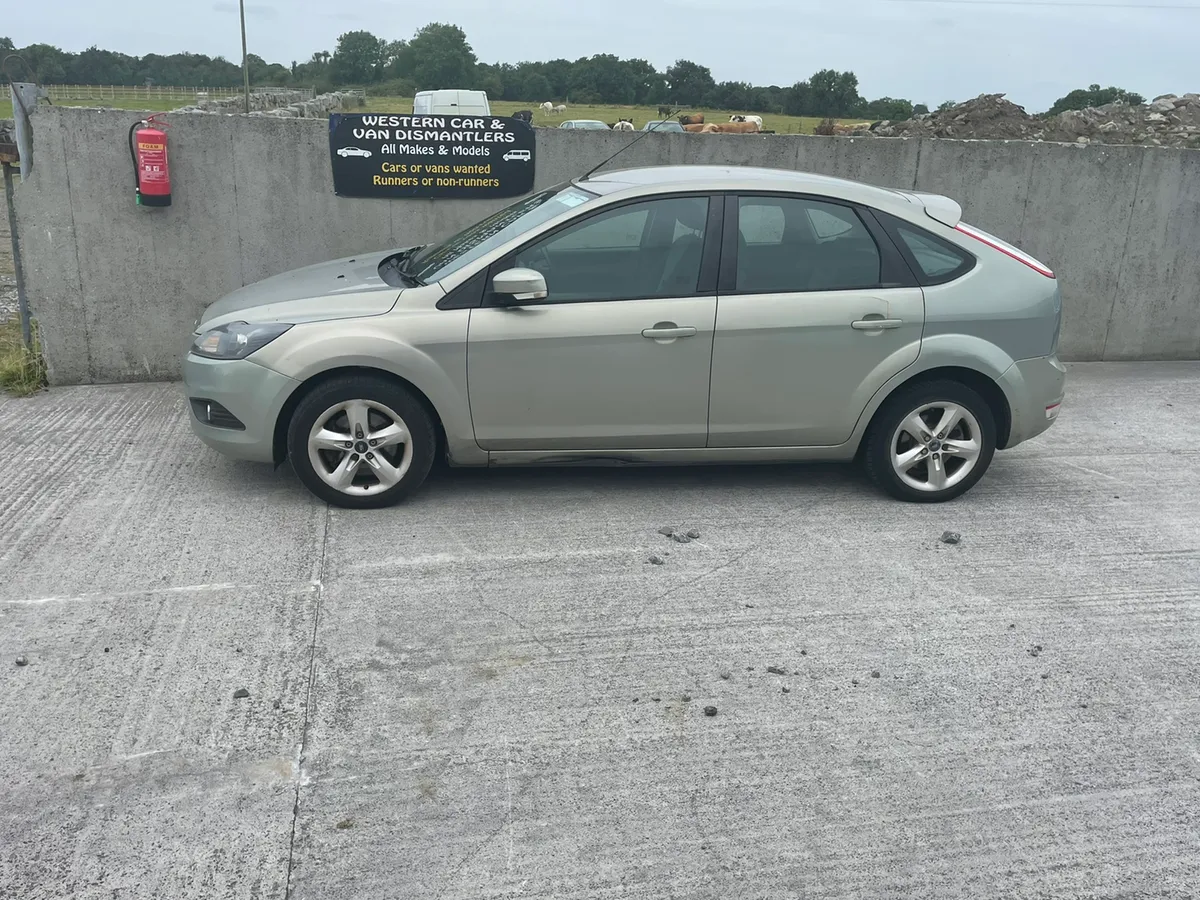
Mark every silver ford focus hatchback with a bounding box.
[184,165,1066,509]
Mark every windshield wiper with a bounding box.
[396,245,427,286]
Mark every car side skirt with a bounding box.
[485,446,859,467]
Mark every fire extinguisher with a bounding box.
[128,115,172,207]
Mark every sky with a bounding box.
[8,0,1199,111]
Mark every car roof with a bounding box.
[576,164,923,214]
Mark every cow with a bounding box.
[553,104,567,115]
[540,101,554,115]
[714,120,760,134]
[513,109,533,123]
[683,123,709,133]
[678,114,705,126]
[730,114,764,129]
[613,118,635,131]
[658,105,673,118]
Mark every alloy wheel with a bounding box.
[890,402,983,493]
[307,399,414,496]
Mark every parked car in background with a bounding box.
[184,165,1065,509]
[558,120,611,130]
[413,89,490,116]
[642,120,686,132]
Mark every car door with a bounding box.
[467,194,721,451]
[707,194,924,448]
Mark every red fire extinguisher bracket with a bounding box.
[129,116,172,208]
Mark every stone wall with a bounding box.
[171,90,363,119]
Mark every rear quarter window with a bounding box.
[878,212,975,285]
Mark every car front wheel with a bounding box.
[287,374,436,509]
[864,380,996,503]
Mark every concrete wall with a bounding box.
[13,106,1200,384]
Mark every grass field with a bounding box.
[1,91,864,135]
[0,90,216,120]
[363,96,862,135]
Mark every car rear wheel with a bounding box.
[864,380,996,503]
[287,375,435,509]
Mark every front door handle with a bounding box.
[642,324,698,340]
[851,317,903,331]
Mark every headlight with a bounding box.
[191,322,293,360]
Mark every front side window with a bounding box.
[512,196,710,303]
[736,196,881,293]
[409,185,595,284]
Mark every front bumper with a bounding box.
[1000,354,1067,448]
[182,353,300,462]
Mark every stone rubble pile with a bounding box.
[865,93,1200,148]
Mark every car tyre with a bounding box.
[863,379,996,503]
[287,374,436,509]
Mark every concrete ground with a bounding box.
[1,363,1198,900]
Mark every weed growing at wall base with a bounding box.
[0,320,48,397]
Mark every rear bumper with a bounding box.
[1000,354,1067,447]
[182,353,300,462]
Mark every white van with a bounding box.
[412,90,491,116]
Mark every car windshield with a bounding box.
[407,185,597,284]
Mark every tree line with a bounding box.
[1,28,1147,119]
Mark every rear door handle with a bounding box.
[642,325,698,339]
[851,318,903,331]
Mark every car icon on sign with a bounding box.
[337,147,372,158]
[503,149,531,162]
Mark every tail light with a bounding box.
[955,222,1055,279]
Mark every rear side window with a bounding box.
[879,213,975,284]
[735,196,881,293]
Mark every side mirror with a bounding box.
[492,267,548,304]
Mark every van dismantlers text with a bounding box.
[351,116,518,144]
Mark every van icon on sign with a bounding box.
[503,149,531,162]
